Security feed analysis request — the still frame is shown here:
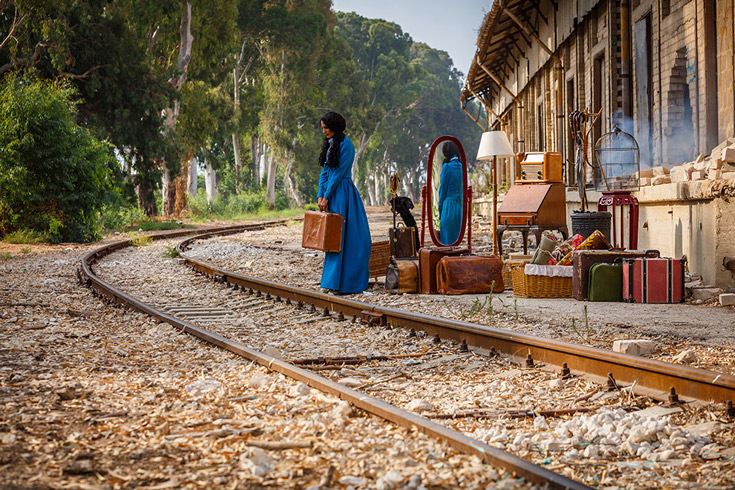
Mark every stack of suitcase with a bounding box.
[574,249,685,303]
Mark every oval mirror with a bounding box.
[426,136,468,247]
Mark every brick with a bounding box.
[613,340,656,356]
[653,166,670,175]
[671,171,690,183]
[691,170,706,180]
[722,146,735,163]
[720,293,735,306]
[652,175,671,185]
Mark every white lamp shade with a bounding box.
[476,131,514,160]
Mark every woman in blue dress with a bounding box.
[437,141,463,245]
[317,112,372,294]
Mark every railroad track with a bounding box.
[80,221,735,489]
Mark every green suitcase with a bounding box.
[587,262,623,302]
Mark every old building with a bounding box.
[462,0,735,289]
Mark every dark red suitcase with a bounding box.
[622,257,685,303]
[572,250,659,300]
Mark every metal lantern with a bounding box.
[594,126,640,192]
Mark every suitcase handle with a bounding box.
[644,250,660,258]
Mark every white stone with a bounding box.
[708,169,722,180]
[652,175,671,185]
[691,287,722,301]
[719,293,735,306]
[691,170,706,180]
[405,399,434,412]
[339,476,366,486]
[263,345,282,359]
[673,349,697,364]
[722,146,735,163]
[613,339,656,356]
[653,166,670,175]
[534,416,548,429]
[290,382,310,397]
[722,171,735,180]
[583,445,599,458]
[541,440,563,452]
[337,377,363,388]
[332,400,353,418]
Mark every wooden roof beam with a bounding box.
[500,4,554,57]
[477,56,519,101]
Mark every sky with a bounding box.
[331,0,490,80]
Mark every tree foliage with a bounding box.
[0,76,112,242]
[0,0,485,236]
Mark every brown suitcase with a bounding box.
[389,223,418,258]
[385,257,420,293]
[418,246,469,294]
[437,255,505,295]
[302,211,343,253]
[572,249,659,300]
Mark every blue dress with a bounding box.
[317,136,372,293]
[438,157,463,245]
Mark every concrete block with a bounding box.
[695,153,707,163]
[691,170,706,180]
[671,170,690,183]
[652,175,671,185]
[723,146,735,163]
[721,171,735,180]
[691,287,722,301]
[708,169,721,180]
[640,177,651,186]
[639,169,654,179]
[653,166,670,175]
[693,160,708,171]
[707,159,723,170]
[720,293,735,306]
[613,340,657,356]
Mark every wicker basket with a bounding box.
[501,259,513,290]
[509,261,573,298]
[368,240,391,279]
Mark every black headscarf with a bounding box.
[318,111,347,168]
[442,141,460,164]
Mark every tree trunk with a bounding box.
[137,179,158,216]
[251,135,261,187]
[160,0,194,216]
[266,152,277,208]
[284,154,302,207]
[205,161,217,203]
[161,165,176,216]
[232,64,241,193]
[188,156,198,196]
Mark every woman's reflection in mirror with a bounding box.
[438,141,463,245]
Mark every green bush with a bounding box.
[0,75,113,243]
[304,203,318,211]
[2,228,49,244]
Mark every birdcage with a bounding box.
[594,126,640,192]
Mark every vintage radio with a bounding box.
[515,151,563,183]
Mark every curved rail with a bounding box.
[175,232,735,406]
[79,222,590,490]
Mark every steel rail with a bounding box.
[79,222,591,490]
[175,232,735,406]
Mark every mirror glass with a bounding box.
[427,136,467,247]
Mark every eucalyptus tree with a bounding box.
[335,12,427,192]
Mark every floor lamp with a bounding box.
[476,131,514,255]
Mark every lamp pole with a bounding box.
[492,155,498,255]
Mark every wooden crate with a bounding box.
[369,240,390,279]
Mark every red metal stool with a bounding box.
[597,191,639,249]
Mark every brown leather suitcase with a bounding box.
[418,246,469,294]
[389,224,418,258]
[385,257,420,293]
[572,249,659,300]
[302,211,343,253]
[437,255,505,295]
